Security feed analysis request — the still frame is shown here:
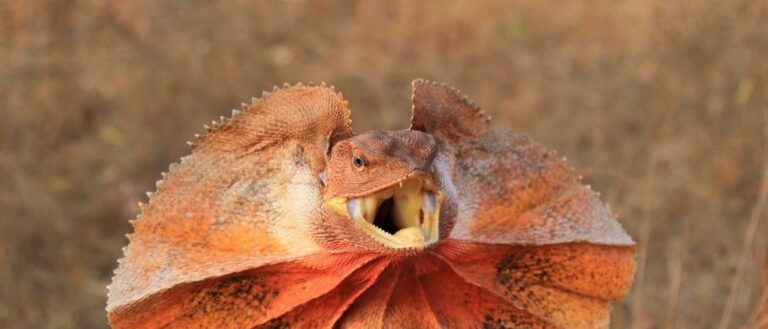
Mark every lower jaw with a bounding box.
[355,205,440,249]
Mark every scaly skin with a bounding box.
[107,80,636,328]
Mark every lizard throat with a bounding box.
[326,176,441,249]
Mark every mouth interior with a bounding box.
[373,197,399,235]
[328,177,441,249]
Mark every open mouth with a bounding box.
[326,176,441,249]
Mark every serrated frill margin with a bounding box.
[107,81,349,307]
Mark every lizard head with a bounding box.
[323,130,444,250]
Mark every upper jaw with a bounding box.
[326,174,442,249]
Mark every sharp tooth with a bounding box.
[362,196,378,224]
[423,191,437,215]
[421,190,438,242]
[392,194,421,229]
[346,198,364,221]
[399,181,403,188]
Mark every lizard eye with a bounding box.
[352,156,365,170]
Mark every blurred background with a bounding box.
[1,0,767,328]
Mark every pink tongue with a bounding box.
[393,227,425,244]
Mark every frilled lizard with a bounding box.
[107,80,636,328]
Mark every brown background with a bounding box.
[1,1,767,328]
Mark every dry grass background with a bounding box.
[0,0,767,328]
